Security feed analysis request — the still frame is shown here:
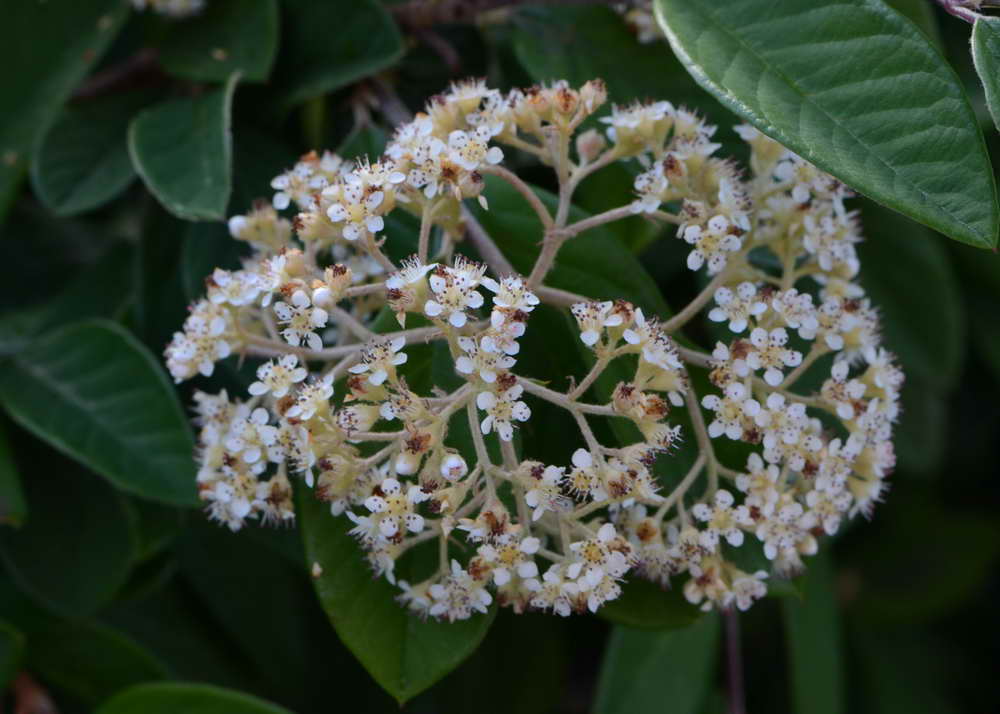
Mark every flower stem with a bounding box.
[725,610,747,714]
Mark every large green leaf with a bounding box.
[783,552,845,714]
[0,461,136,616]
[0,422,25,528]
[97,683,292,714]
[593,614,720,714]
[159,0,279,83]
[883,0,943,50]
[972,16,1000,133]
[128,73,238,220]
[274,0,404,110]
[30,92,148,217]
[653,0,999,249]
[0,0,128,222]
[297,488,495,705]
[0,320,197,506]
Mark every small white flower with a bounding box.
[571,301,623,347]
[708,282,767,333]
[248,354,307,398]
[476,385,531,441]
[348,336,407,386]
[274,290,328,351]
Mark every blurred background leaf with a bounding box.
[128,73,238,220]
[593,613,719,714]
[0,0,129,222]
[158,0,279,83]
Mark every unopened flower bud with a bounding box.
[576,129,607,163]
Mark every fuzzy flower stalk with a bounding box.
[167,77,903,621]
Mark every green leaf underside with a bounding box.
[593,614,720,714]
[0,0,128,222]
[0,320,197,506]
[97,683,292,714]
[0,465,136,616]
[159,0,279,83]
[654,0,998,248]
[972,16,1000,133]
[128,73,238,220]
[783,552,845,714]
[297,489,494,704]
[0,422,26,527]
[275,0,404,110]
[30,92,148,217]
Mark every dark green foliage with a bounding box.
[0,2,998,712]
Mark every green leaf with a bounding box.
[0,243,134,357]
[857,201,964,390]
[892,374,947,475]
[0,422,26,528]
[600,578,703,630]
[104,582,268,696]
[851,625,959,714]
[471,175,670,315]
[30,92,148,217]
[883,0,943,50]
[653,0,999,249]
[972,16,1000,133]
[0,461,136,616]
[123,499,183,562]
[159,0,279,83]
[297,488,494,704]
[175,520,370,712]
[274,0,404,110]
[849,488,1000,622]
[593,614,720,714]
[783,552,845,714]
[128,73,239,220]
[0,320,197,506]
[0,0,128,223]
[26,617,168,706]
[97,683,291,714]
[0,620,24,689]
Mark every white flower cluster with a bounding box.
[169,77,903,623]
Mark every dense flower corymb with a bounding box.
[169,76,903,623]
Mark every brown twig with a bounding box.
[72,48,162,100]
[724,611,746,714]
[935,0,982,23]
[391,0,615,28]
